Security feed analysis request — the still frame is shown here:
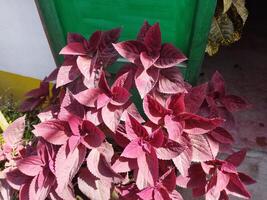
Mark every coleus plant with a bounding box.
[0,21,255,200]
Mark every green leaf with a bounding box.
[209,14,235,45]
[0,111,9,131]
[223,0,233,13]
[232,0,248,24]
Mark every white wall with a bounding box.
[0,0,56,79]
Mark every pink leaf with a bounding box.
[135,66,160,98]
[33,120,70,145]
[121,102,145,123]
[56,64,80,88]
[113,41,146,63]
[78,167,111,200]
[73,88,102,107]
[154,44,187,69]
[3,115,25,147]
[59,42,87,55]
[164,116,183,140]
[87,143,121,181]
[137,187,154,200]
[121,139,145,158]
[189,134,219,162]
[172,142,192,176]
[55,144,86,198]
[156,139,184,160]
[157,67,186,94]
[143,95,169,124]
[140,51,157,69]
[112,157,138,173]
[225,149,247,167]
[29,173,54,200]
[136,148,158,190]
[101,104,123,132]
[76,56,92,80]
[17,155,43,177]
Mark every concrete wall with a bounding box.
[0,0,56,79]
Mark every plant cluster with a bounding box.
[0,22,254,200]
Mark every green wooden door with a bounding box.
[36,0,216,84]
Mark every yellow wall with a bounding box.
[0,70,41,101]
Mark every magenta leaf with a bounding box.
[225,149,247,167]
[143,94,169,124]
[226,174,251,198]
[81,120,105,148]
[148,128,164,148]
[210,71,225,96]
[166,93,185,115]
[185,83,208,113]
[144,23,162,55]
[221,95,249,112]
[238,172,256,185]
[160,168,176,192]
[125,114,148,140]
[178,113,223,135]
[209,127,234,144]
[110,86,131,106]
[137,21,151,42]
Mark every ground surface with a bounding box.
[193,2,267,199]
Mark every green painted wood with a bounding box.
[185,0,217,84]
[36,0,216,84]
